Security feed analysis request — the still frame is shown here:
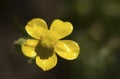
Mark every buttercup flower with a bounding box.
[21,18,80,71]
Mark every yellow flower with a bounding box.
[21,18,80,71]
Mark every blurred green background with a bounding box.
[0,0,120,79]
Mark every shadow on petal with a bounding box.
[35,42,54,59]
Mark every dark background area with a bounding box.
[0,0,120,79]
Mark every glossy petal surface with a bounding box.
[50,19,73,39]
[25,18,48,39]
[22,39,38,58]
[36,53,57,71]
[55,40,80,60]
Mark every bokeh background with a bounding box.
[0,0,120,79]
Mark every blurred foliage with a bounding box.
[0,0,120,79]
[62,0,120,79]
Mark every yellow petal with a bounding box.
[55,40,80,60]
[50,19,73,39]
[21,39,38,58]
[36,53,57,71]
[25,18,48,39]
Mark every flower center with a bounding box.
[35,31,57,59]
